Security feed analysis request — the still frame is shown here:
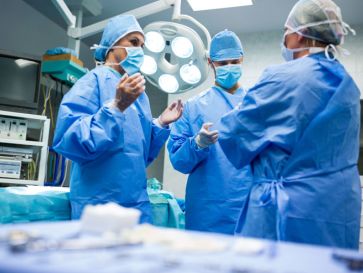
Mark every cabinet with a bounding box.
[0,110,50,185]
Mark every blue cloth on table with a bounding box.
[0,221,360,273]
[0,187,70,224]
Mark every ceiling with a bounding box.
[23,0,363,46]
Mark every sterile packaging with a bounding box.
[80,202,141,234]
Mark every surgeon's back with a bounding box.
[218,51,361,248]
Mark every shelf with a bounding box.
[0,138,45,147]
[0,110,47,121]
[0,178,42,186]
[0,110,50,186]
[0,98,38,110]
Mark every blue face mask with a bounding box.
[281,43,295,62]
[281,33,298,62]
[107,46,144,75]
[281,43,327,62]
[119,47,144,75]
[281,33,314,62]
[215,64,242,89]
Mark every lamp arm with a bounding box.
[171,0,211,51]
[51,0,76,28]
[175,14,211,51]
[50,0,176,39]
[51,0,212,58]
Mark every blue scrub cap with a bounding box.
[209,30,244,62]
[94,14,144,62]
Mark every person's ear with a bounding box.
[104,51,112,62]
[295,29,308,45]
[297,34,305,43]
[208,58,216,70]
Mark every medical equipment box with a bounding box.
[0,117,27,140]
[41,54,87,86]
[0,158,21,179]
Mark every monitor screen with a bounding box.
[0,51,41,110]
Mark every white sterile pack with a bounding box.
[80,202,141,234]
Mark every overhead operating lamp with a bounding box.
[140,0,211,94]
[51,0,211,93]
[141,22,209,94]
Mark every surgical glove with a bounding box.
[195,123,219,149]
[158,99,183,127]
[115,73,145,112]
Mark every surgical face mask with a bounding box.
[281,32,340,62]
[281,33,307,62]
[91,45,144,75]
[91,44,145,75]
[281,43,330,62]
[112,46,144,75]
[215,64,242,90]
[281,43,306,62]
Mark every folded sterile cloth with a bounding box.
[80,203,141,234]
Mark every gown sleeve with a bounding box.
[53,72,125,164]
[218,67,299,169]
[167,103,210,174]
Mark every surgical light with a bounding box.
[142,21,209,94]
[140,55,157,75]
[180,63,201,84]
[158,74,179,93]
[52,0,211,94]
[187,0,253,11]
[145,31,165,53]
[171,37,194,58]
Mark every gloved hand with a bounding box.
[158,99,183,126]
[115,73,145,112]
[195,123,219,149]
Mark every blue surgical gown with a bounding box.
[168,86,252,234]
[53,66,170,222]
[218,53,361,249]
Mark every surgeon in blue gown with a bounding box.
[168,30,252,234]
[53,15,183,222]
[217,0,361,249]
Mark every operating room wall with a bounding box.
[0,0,95,70]
[339,24,363,96]
[0,0,96,119]
[163,24,363,198]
